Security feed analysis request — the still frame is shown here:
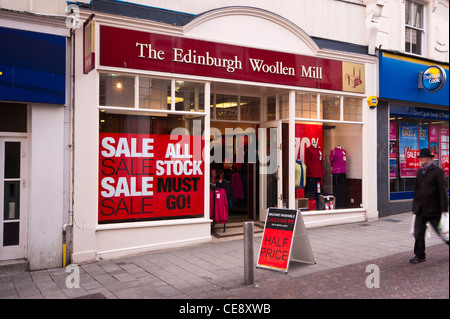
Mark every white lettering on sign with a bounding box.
[173,48,242,73]
[101,137,154,158]
[136,42,165,60]
[248,59,295,76]
[134,42,326,79]
[101,176,154,197]
[301,66,323,79]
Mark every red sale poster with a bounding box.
[98,133,204,223]
[295,123,323,162]
[257,208,297,272]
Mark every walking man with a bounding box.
[411,148,449,263]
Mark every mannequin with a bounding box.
[330,145,347,208]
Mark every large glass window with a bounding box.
[294,121,363,211]
[389,105,449,200]
[98,73,207,225]
[100,73,205,113]
[294,92,362,123]
[98,111,205,224]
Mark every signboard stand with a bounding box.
[256,208,315,273]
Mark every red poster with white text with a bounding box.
[295,123,323,162]
[98,133,204,223]
[257,209,297,272]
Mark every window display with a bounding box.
[98,112,205,224]
[389,105,449,200]
[295,122,362,211]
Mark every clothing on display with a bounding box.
[305,145,324,205]
[295,160,307,187]
[332,173,346,208]
[330,146,347,208]
[216,177,232,209]
[330,146,347,174]
[231,172,244,202]
[210,188,228,224]
[305,145,324,179]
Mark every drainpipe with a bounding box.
[62,15,76,268]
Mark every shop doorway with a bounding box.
[259,117,283,222]
[209,87,288,239]
[210,121,258,223]
[0,136,27,261]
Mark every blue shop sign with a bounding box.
[390,105,449,121]
[419,66,447,92]
[379,51,449,107]
[0,27,66,104]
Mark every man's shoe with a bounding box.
[410,256,426,263]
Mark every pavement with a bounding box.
[0,212,448,301]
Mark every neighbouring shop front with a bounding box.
[0,20,69,270]
[72,7,378,264]
[377,50,449,217]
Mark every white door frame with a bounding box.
[0,136,28,261]
[259,119,283,222]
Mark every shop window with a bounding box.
[216,94,238,121]
[278,93,289,120]
[321,94,341,121]
[99,74,135,108]
[266,96,276,121]
[389,105,449,200]
[98,111,205,224]
[405,0,424,55]
[294,121,363,211]
[100,73,205,113]
[343,97,363,122]
[240,96,261,122]
[174,81,205,112]
[139,77,171,110]
[296,93,317,119]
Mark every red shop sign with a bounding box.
[98,133,204,223]
[99,25,365,93]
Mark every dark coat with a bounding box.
[412,164,448,217]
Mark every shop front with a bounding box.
[72,7,378,263]
[0,18,69,270]
[377,50,449,216]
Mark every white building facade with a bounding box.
[69,0,379,264]
[0,2,72,270]
[372,0,449,217]
[5,0,444,268]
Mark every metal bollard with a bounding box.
[244,221,254,285]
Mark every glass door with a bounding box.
[259,120,283,222]
[0,137,27,261]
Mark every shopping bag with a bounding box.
[410,215,415,236]
[439,213,449,242]
[410,214,431,238]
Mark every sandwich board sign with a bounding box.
[257,208,315,273]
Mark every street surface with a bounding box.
[208,243,449,299]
